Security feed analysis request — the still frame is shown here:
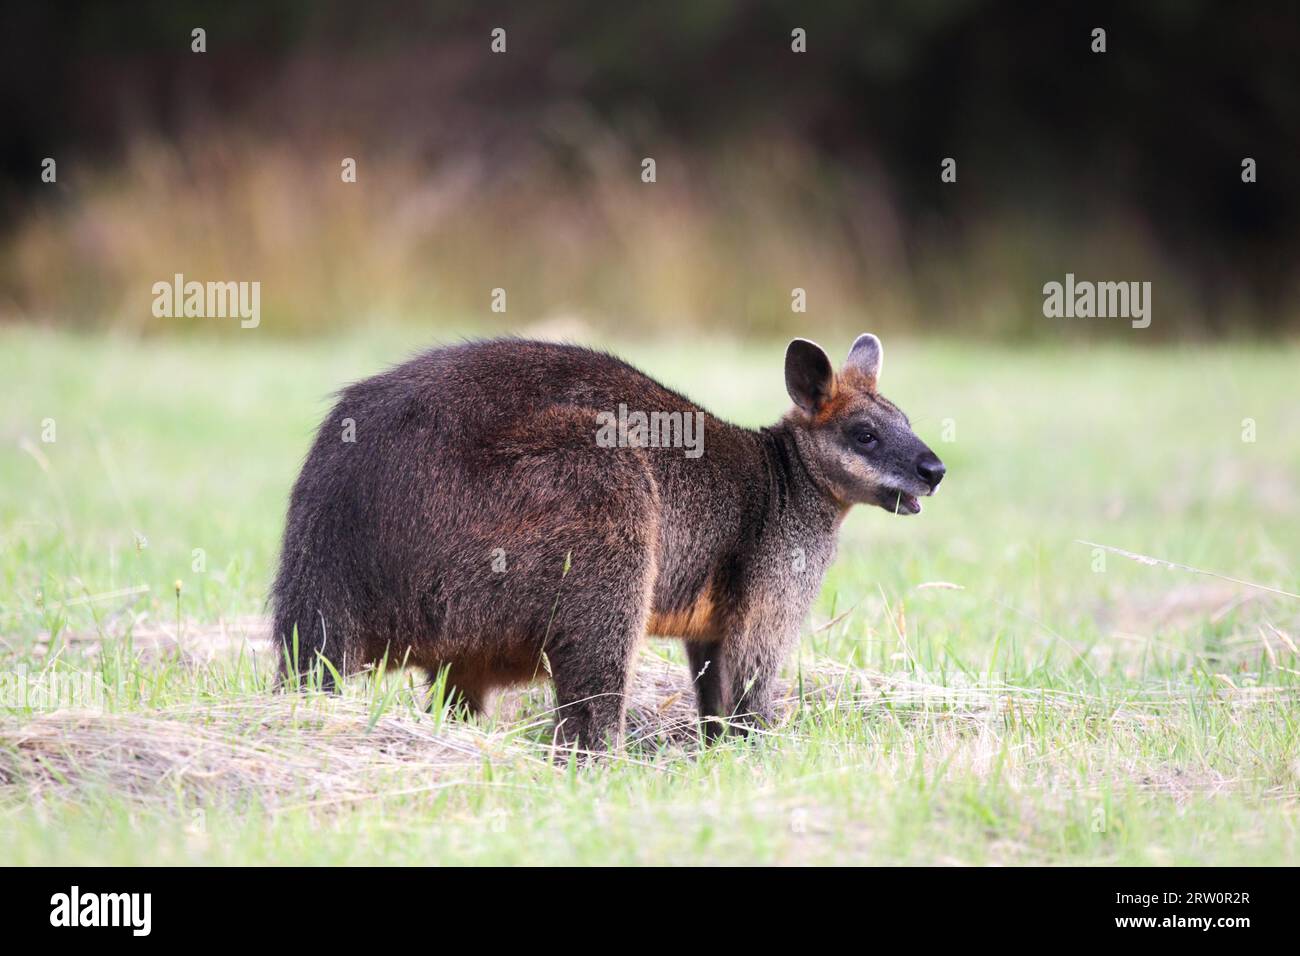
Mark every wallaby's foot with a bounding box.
[727,706,781,738]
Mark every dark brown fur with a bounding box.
[271,334,944,750]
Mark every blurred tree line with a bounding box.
[1,0,1296,337]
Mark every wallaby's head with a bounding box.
[783,334,945,515]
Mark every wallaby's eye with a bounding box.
[853,428,878,450]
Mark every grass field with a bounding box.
[2,325,1299,865]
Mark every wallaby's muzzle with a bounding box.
[916,452,946,491]
[881,448,944,515]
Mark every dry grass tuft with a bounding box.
[0,698,547,811]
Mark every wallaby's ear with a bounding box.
[845,333,883,389]
[785,338,835,414]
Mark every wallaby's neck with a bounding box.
[755,422,846,537]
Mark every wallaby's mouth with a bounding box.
[876,485,929,516]
[893,492,922,515]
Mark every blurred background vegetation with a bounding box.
[0,0,1296,340]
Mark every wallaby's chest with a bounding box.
[647,518,836,642]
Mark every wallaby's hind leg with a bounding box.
[686,642,730,743]
[546,615,643,753]
[544,559,654,754]
[482,404,659,753]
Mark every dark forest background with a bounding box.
[1,0,1296,339]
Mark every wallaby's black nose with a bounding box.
[916,454,946,489]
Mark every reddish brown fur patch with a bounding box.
[648,585,720,642]
[812,370,874,426]
[837,366,877,394]
[415,644,546,714]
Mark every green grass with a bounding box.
[2,325,1298,865]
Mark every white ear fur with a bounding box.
[845,333,883,384]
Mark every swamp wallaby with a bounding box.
[271,334,944,749]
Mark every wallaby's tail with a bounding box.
[270,554,341,692]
